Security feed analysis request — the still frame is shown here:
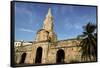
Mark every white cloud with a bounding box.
[74,23,82,29]
[64,18,82,29]
[19,28,35,33]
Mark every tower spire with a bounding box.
[36,8,57,42]
[43,8,53,32]
[46,8,52,17]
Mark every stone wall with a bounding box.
[14,39,82,65]
[14,44,32,64]
[47,39,81,64]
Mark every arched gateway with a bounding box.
[35,47,43,63]
[56,49,65,63]
[20,53,27,64]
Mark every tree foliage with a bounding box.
[78,22,97,62]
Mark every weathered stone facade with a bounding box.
[14,8,82,65]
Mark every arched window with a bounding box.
[56,49,65,63]
[35,47,43,63]
[20,53,26,64]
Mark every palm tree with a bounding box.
[78,22,97,62]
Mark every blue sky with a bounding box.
[14,2,97,41]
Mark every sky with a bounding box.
[14,2,97,41]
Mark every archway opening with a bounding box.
[20,53,26,64]
[56,49,65,63]
[35,47,42,63]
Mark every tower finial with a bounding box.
[46,8,52,17]
[43,8,53,31]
